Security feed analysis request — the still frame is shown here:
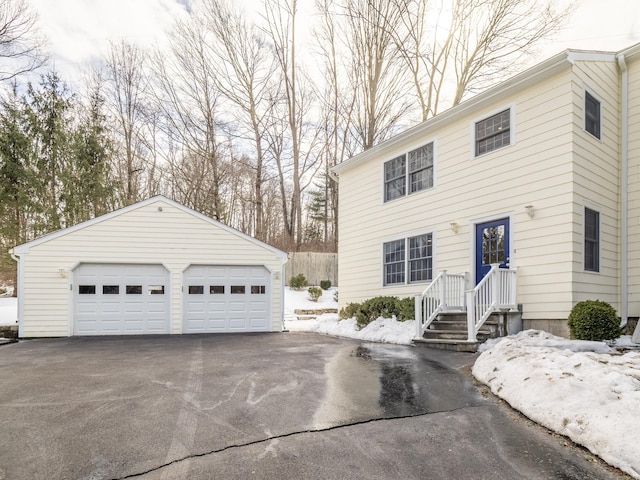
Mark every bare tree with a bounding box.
[150,11,227,221]
[394,0,572,120]
[341,0,413,150]
[0,0,47,81]
[202,0,279,241]
[103,40,150,204]
[262,0,322,250]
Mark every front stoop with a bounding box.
[413,310,521,352]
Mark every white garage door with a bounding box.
[184,265,271,333]
[74,263,170,335]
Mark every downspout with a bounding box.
[9,248,20,337]
[616,54,629,329]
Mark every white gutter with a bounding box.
[616,54,629,331]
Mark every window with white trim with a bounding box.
[384,142,434,202]
[383,233,433,285]
[584,207,599,272]
[585,92,600,139]
[475,109,510,156]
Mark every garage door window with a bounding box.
[149,285,165,295]
[210,285,224,294]
[189,285,204,294]
[103,285,119,294]
[126,285,142,294]
[231,285,245,294]
[79,285,96,294]
[251,285,266,294]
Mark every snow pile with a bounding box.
[0,297,17,326]
[473,330,640,479]
[284,287,414,345]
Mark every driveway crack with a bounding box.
[112,403,487,479]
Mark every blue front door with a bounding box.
[475,218,510,284]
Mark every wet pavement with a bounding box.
[0,333,624,479]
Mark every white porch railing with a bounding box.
[415,271,467,339]
[466,264,518,342]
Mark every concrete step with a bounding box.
[412,338,479,353]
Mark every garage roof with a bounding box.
[12,195,288,258]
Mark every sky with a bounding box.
[26,0,640,90]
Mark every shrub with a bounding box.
[355,296,401,328]
[307,286,322,302]
[568,300,621,341]
[339,302,361,320]
[289,273,308,290]
[396,297,415,321]
[320,280,332,290]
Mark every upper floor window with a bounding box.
[475,109,510,156]
[384,142,434,202]
[383,233,433,286]
[585,92,600,139]
[584,207,599,272]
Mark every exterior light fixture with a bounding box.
[525,205,535,219]
[450,222,459,234]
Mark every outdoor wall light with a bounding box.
[525,205,535,219]
[450,222,459,234]
[58,268,67,278]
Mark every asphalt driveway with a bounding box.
[0,333,624,480]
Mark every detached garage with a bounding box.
[11,196,288,338]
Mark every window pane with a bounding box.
[210,285,224,294]
[409,143,434,193]
[409,234,433,283]
[102,285,119,295]
[481,226,505,266]
[126,285,142,294]
[384,155,406,201]
[475,110,510,156]
[251,285,266,294]
[231,285,245,294]
[585,208,599,272]
[188,285,204,294]
[149,285,165,295]
[585,92,600,139]
[383,239,405,285]
[79,285,96,295]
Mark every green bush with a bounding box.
[307,286,322,302]
[396,297,416,321]
[339,302,361,320]
[289,273,308,290]
[320,280,332,290]
[568,300,621,341]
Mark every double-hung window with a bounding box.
[384,155,406,202]
[585,92,601,139]
[383,233,433,285]
[475,109,510,156]
[584,207,599,272]
[384,142,434,202]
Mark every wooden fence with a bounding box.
[285,252,338,287]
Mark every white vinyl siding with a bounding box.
[337,63,588,322]
[626,51,640,315]
[15,199,285,337]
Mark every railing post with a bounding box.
[440,270,447,312]
[466,290,475,341]
[491,264,500,307]
[415,294,423,339]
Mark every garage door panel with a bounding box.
[73,264,170,336]
[184,265,271,333]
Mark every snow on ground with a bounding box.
[473,330,640,479]
[0,297,17,326]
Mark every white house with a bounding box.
[10,196,288,337]
[331,42,640,343]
